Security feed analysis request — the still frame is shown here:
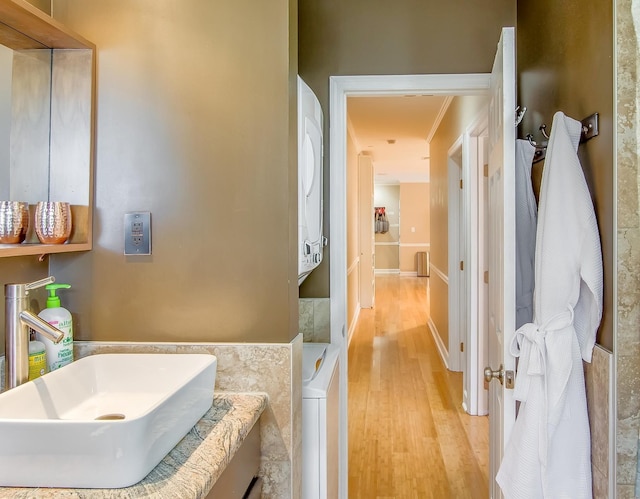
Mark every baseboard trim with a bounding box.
[348,305,361,347]
[427,317,449,370]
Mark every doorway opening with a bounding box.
[329,74,492,498]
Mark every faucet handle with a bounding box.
[25,276,55,291]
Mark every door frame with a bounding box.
[462,112,490,416]
[447,135,465,373]
[329,73,491,499]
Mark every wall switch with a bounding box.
[124,212,151,255]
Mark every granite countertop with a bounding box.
[0,392,268,499]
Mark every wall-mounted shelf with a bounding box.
[0,0,93,49]
[0,242,91,258]
[0,0,95,259]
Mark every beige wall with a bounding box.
[428,96,487,352]
[298,0,517,296]
[374,184,399,270]
[1,1,516,344]
[429,269,448,348]
[36,0,299,344]
[517,0,614,350]
[25,0,50,14]
[399,183,429,273]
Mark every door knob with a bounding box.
[484,365,505,385]
[484,365,515,388]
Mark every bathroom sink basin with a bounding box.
[0,353,217,488]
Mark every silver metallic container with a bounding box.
[0,201,29,244]
[35,201,72,244]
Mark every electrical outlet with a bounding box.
[124,212,151,255]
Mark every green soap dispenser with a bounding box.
[36,283,73,372]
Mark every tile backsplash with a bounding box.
[299,298,330,343]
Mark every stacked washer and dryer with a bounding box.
[298,76,326,286]
[298,76,340,499]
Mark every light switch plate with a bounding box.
[124,212,151,255]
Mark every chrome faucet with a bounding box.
[4,276,65,390]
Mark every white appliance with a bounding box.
[302,342,340,499]
[298,76,326,285]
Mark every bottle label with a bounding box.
[29,352,47,380]
[40,317,74,372]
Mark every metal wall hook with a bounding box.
[580,113,599,142]
[515,106,527,127]
[539,124,550,140]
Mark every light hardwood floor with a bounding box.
[348,275,489,499]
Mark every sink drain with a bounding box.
[94,413,126,421]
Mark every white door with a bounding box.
[485,26,516,499]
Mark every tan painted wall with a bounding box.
[517,0,615,490]
[517,0,614,350]
[0,1,515,346]
[428,95,488,355]
[429,268,449,348]
[298,0,517,296]
[399,183,429,272]
[37,0,299,344]
[374,184,399,270]
[25,0,51,14]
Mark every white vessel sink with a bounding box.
[0,353,217,488]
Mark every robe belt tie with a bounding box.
[510,307,575,467]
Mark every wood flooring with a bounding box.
[348,275,489,499]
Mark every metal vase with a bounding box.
[35,201,72,244]
[0,201,29,244]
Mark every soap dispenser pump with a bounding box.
[37,283,73,372]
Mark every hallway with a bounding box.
[348,275,489,498]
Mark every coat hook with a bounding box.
[526,133,536,146]
[515,106,527,127]
[539,124,549,140]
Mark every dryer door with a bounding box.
[302,116,323,247]
[298,76,325,285]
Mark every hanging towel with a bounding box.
[515,139,537,329]
[496,112,603,499]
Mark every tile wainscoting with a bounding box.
[299,298,331,343]
[584,344,615,498]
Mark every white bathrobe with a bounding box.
[496,112,603,498]
[515,139,537,329]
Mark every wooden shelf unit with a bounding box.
[0,0,95,259]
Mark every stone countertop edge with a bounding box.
[0,392,269,499]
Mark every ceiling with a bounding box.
[347,95,451,184]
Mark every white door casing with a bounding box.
[448,136,464,373]
[358,154,375,308]
[462,113,490,417]
[330,73,492,499]
[486,27,517,499]
[477,132,491,417]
